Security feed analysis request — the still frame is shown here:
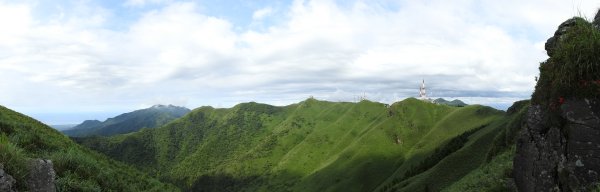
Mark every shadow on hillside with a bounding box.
[164,153,403,192]
[295,154,403,192]
[178,171,302,192]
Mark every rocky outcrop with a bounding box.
[514,100,600,191]
[544,17,578,57]
[593,9,600,29]
[514,11,600,192]
[0,164,16,192]
[27,159,56,192]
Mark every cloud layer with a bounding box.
[0,0,599,124]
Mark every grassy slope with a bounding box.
[0,105,179,191]
[79,98,510,191]
[427,101,530,192]
[442,148,515,192]
[372,103,508,191]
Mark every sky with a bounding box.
[0,0,599,125]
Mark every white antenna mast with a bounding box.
[419,79,428,100]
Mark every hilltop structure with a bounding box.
[418,79,434,102]
[419,79,427,100]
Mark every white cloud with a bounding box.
[252,7,273,20]
[0,0,599,124]
[0,3,31,44]
[124,0,172,7]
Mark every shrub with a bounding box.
[0,134,29,191]
[55,171,101,192]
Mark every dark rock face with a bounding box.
[514,99,600,191]
[561,99,600,189]
[0,164,16,192]
[514,105,565,192]
[27,159,56,192]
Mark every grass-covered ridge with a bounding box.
[0,105,179,191]
[77,98,520,191]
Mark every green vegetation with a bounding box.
[443,148,515,192]
[532,17,600,107]
[441,101,529,192]
[0,105,178,191]
[63,104,190,137]
[76,98,527,191]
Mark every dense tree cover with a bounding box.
[78,98,515,191]
[63,104,190,137]
[0,105,179,191]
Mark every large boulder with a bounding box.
[27,159,56,192]
[0,164,16,192]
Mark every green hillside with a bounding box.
[377,100,529,192]
[0,105,179,191]
[77,98,525,191]
[63,104,190,137]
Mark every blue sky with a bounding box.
[0,0,599,125]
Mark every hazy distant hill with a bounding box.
[0,105,178,191]
[76,98,526,191]
[63,105,190,137]
[433,98,468,107]
[70,120,102,130]
[49,124,78,131]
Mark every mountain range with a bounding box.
[75,98,522,191]
[63,105,190,137]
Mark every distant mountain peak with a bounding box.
[151,104,170,108]
[63,104,191,137]
[433,98,468,107]
[150,104,187,109]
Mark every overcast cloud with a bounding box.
[0,0,599,124]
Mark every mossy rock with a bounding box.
[532,17,600,108]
